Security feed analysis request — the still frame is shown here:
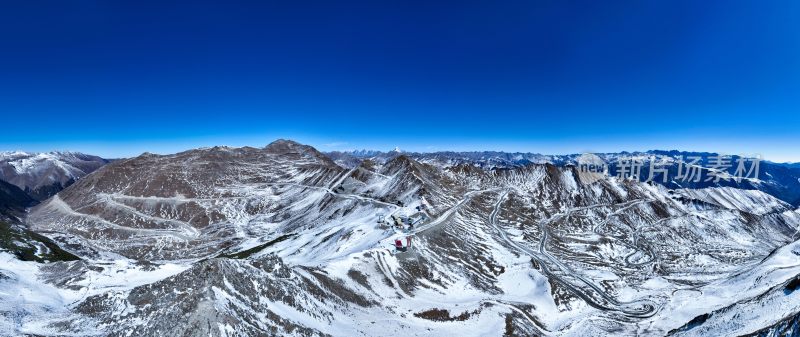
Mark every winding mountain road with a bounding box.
[488,190,660,318]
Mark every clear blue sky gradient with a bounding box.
[1,1,798,161]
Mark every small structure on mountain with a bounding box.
[394,237,412,252]
[392,215,404,228]
[409,214,426,224]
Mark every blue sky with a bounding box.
[1,1,798,161]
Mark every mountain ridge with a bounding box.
[3,139,800,336]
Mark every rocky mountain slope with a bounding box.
[27,140,345,261]
[3,140,800,336]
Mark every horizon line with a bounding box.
[1,139,796,164]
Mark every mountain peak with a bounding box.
[263,139,337,166]
[265,139,302,149]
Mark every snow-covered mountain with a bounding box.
[28,140,345,260]
[330,149,800,207]
[3,140,800,336]
[0,151,109,201]
[327,149,559,169]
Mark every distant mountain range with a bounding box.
[0,151,109,201]
[329,149,800,206]
[330,148,800,169]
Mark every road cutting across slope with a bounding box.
[488,190,660,318]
